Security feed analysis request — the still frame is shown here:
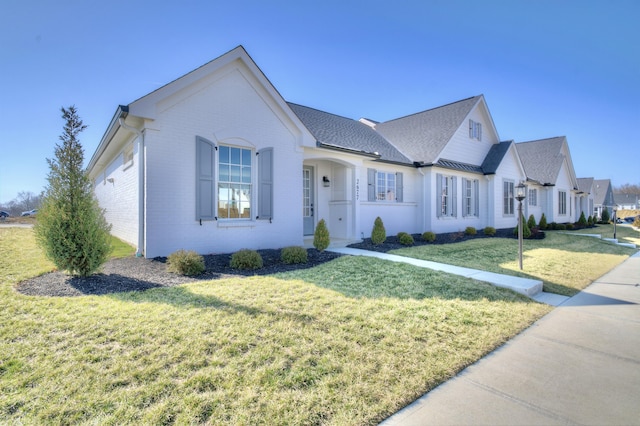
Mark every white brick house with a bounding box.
[88,46,557,257]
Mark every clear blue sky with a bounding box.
[1,0,639,204]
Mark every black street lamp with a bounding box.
[515,182,527,270]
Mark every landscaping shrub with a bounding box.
[539,213,548,230]
[588,215,594,226]
[230,249,263,270]
[566,223,574,230]
[601,208,610,224]
[513,214,531,238]
[422,231,436,242]
[549,222,557,230]
[577,212,587,227]
[35,106,112,277]
[371,216,386,245]
[313,219,330,252]
[464,226,477,236]
[281,246,308,264]
[397,232,414,245]
[527,214,537,230]
[483,226,496,236]
[167,249,205,276]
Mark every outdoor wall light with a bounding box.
[107,178,115,184]
[322,176,330,187]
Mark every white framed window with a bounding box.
[559,190,567,215]
[437,174,457,217]
[376,172,396,201]
[123,144,134,170]
[218,145,252,220]
[469,119,482,141]
[528,188,537,206]
[503,180,515,215]
[463,178,479,217]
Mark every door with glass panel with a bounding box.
[303,166,314,235]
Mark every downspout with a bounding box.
[118,118,145,257]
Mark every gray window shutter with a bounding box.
[395,172,403,202]
[452,176,458,217]
[436,173,442,217]
[196,136,215,221]
[257,148,273,219]
[462,179,468,217]
[474,179,480,216]
[367,168,376,201]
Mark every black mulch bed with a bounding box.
[15,228,545,298]
[15,249,342,298]
[348,228,531,253]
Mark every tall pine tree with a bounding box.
[35,106,112,277]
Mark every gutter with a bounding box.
[87,105,129,173]
[118,117,145,258]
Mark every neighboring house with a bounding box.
[613,192,639,210]
[87,46,547,257]
[592,179,615,219]
[576,177,595,220]
[515,137,579,224]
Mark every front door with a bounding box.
[303,166,314,235]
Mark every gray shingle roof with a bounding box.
[481,141,513,175]
[577,177,594,194]
[515,137,566,185]
[374,96,482,163]
[592,179,613,206]
[436,159,484,174]
[287,103,412,164]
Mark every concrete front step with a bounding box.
[329,247,545,300]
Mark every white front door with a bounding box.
[303,166,314,235]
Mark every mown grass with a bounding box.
[569,223,640,247]
[109,235,136,259]
[0,228,551,425]
[392,228,637,296]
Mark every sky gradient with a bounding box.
[1,0,639,204]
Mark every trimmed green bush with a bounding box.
[513,214,531,238]
[601,208,610,224]
[230,249,263,270]
[566,223,574,230]
[313,219,330,252]
[588,215,594,226]
[539,213,548,230]
[167,249,205,276]
[483,226,496,236]
[397,232,414,245]
[578,212,587,226]
[371,217,386,245]
[422,231,436,242]
[281,246,308,264]
[464,226,477,236]
[527,214,537,230]
[556,223,567,230]
[549,222,557,230]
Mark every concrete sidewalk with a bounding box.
[381,250,640,425]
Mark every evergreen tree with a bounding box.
[313,219,330,252]
[35,106,112,277]
[539,213,548,230]
[577,211,587,227]
[527,214,537,229]
[371,216,386,245]
[601,208,610,223]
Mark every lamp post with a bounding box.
[515,182,527,270]
[613,207,617,240]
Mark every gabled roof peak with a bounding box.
[381,95,483,124]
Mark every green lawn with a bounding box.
[392,228,637,296]
[0,228,551,425]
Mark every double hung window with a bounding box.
[503,180,515,215]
